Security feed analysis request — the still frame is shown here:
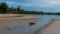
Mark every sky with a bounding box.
[0,0,60,12]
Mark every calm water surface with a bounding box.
[0,15,60,34]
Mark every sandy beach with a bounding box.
[1,14,60,34]
[0,14,39,30]
[38,19,60,34]
[0,15,38,25]
[0,14,38,22]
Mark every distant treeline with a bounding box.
[0,2,60,15]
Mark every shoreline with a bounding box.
[38,19,60,34]
[0,15,39,30]
[0,14,39,24]
[35,19,59,34]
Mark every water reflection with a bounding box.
[0,15,53,34]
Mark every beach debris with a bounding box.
[29,22,36,26]
[6,27,11,30]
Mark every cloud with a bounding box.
[0,0,60,8]
[0,1,32,7]
[7,2,32,7]
[29,0,60,7]
[1,0,60,8]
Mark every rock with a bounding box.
[6,27,11,30]
[29,22,36,26]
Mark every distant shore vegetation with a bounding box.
[0,2,60,15]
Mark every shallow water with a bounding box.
[0,15,59,34]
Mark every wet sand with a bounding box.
[0,14,39,30]
[38,19,60,34]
